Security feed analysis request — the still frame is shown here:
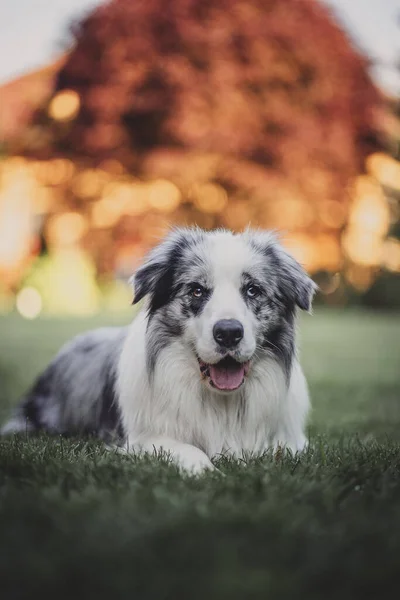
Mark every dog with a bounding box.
[2,227,317,473]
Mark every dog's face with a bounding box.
[133,228,317,394]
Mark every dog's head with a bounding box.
[132,227,317,393]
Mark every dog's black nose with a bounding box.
[213,319,244,348]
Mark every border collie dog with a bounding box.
[2,228,317,473]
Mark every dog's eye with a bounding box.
[191,286,204,299]
[246,284,261,298]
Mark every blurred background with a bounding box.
[0,0,399,319]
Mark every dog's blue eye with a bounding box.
[246,284,260,298]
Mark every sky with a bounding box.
[0,0,399,94]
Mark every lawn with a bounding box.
[1,309,400,599]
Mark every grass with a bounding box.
[0,308,400,599]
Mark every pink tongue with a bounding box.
[209,363,245,390]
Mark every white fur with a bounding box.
[115,229,311,473]
[185,233,260,364]
[117,312,309,475]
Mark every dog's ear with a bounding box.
[131,228,203,311]
[131,236,176,307]
[273,245,318,312]
[246,229,318,312]
[130,260,166,306]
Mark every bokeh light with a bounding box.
[148,180,181,213]
[16,287,42,319]
[48,90,80,121]
[367,153,400,191]
[381,238,400,273]
[192,183,228,214]
[46,212,88,247]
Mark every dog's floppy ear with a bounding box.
[131,261,165,306]
[130,227,203,311]
[273,245,318,312]
[131,235,176,307]
[247,229,318,312]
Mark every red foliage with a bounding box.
[53,0,381,207]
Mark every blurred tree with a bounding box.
[36,0,381,212]
[360,41,400,309]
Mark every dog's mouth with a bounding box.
[198,356,250,391]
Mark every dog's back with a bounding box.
[1,327,127,441]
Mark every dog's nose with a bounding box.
[213,319,244,348]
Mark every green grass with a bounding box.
[1,309,400,599]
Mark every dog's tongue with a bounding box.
[209,362,245,390]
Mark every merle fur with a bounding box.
[136,230,312,380]
[5,328,127,441]
[260,305,296,379]
[252,241,316,312]
[146,313,183,375]
[136,232,208,375]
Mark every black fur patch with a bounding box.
[133,229,207,314]
[240,272,265,310]
[98,365,125,442]
[261,307,296,379]
[133,230,209,376]
[186,284,211,317]
[133,236,191,311]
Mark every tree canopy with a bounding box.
[52,0,381,200]
[14,0,382,253]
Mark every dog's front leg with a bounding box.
[125,435,215,475]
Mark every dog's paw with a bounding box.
[176,447,217,475]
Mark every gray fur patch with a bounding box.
[2,327,127,441]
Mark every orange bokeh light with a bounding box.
[342,231,382,267]
[72,169,108,198]
[48,90,80,122]
[148,180,181,213]
[46,212,88,247]
[282,233,318,272]
[381,238,400,273]
[267,198,314,229]
[367,152,400,191]
[192,183,228,214]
